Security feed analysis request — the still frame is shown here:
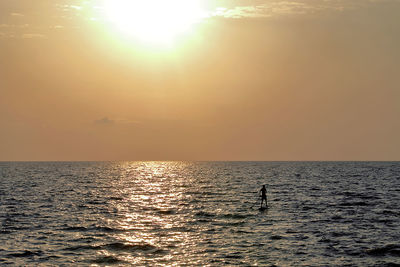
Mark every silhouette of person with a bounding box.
[260,185,267,208]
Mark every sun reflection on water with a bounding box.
[100,162,200,265]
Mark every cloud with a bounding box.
[21,33,46,39]
[94,117,142,126]
[213,2,326,18]
[212,0,389,18]
[95,117,115,125]
[10,12,24,17]
[214,6,265,18]
[0,24,29,28]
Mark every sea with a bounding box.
[0,162,399,266]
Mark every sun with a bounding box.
[103,0,209,45]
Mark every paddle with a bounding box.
[251,195,261,209]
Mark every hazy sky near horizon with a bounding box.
[1,0,399,161]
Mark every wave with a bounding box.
[215,221,246,227]
[90,255,125,264]
[225,253,243,259]
[195,211,215,217]
[157,209,176,215]
[221,213,248,219]
[94,226,124,232]
[270,235,283,240]
[7,250,43,258]
[366,244,400,256]
[318,237,331,243]
[380,210,400,216]
[382,263,400,267]
[60,225,126,233]
[64,242,164,254]
[63,245,101,251]
[104,242,158,252]
[331,231,353,237]
[341,191,381,200]
[61,226,88,231]
[109,196,124,201]
[338,201,373,207]
[331,215,343,220]
[86,200,107,205]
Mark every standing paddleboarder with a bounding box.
[260,185,267,208]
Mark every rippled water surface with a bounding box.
[0,162,399,266]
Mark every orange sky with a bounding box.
[1,0,399,161]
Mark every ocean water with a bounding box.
[0,162,399,266]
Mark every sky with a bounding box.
[1,0,399,161]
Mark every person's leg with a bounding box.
[262,197,266,207]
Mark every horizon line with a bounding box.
[1,160,399,163]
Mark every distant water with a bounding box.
[0,162,399,266]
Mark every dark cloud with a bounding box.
[95,117,115,125]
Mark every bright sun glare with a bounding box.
[103,0,209,45]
